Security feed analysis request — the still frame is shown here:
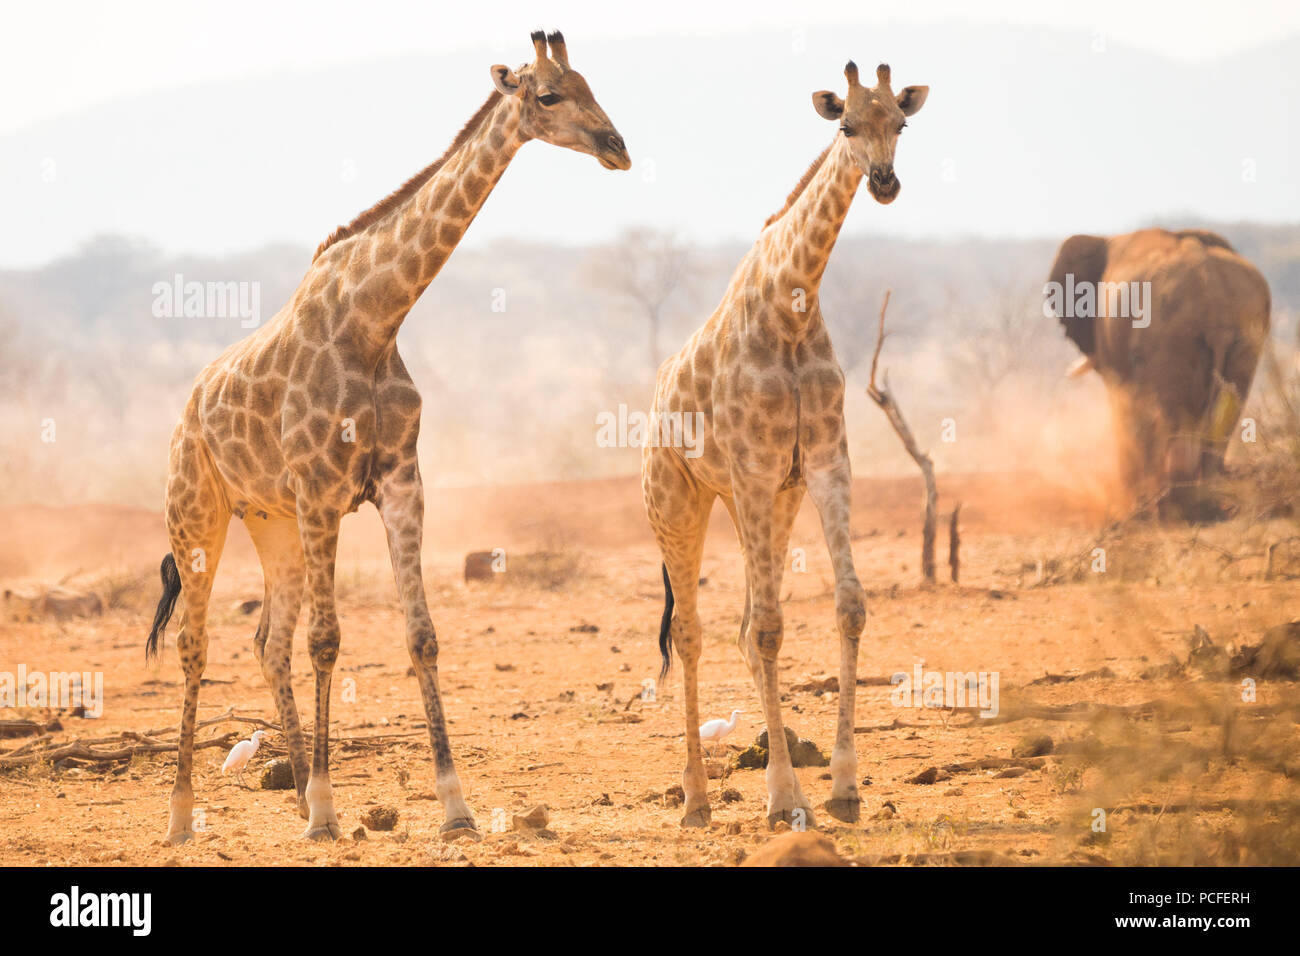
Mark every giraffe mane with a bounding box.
[312,91,505,261]
[763,144,833,229]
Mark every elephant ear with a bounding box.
[1047,234,1108,357]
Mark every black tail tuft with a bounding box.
[146,553,182,660]
[657,563,674,681]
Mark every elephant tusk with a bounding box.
[1066,356,1094,378]
[1207,386,1241,444]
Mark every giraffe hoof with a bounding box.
[680,807,712,828]
[825,796,862,824]
[164,830,194,846]
[440,818,482,843]
[302,822,342,842]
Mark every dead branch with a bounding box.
[0,719,44,739]
[1,733,54,757]
[867,290,939,583]
[942,756,1047,774]
[0,705,432,766]
[0,731,240,768]
[948,503,962,583]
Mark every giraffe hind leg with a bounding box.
[643,447,714,828]
[161,438,231,845]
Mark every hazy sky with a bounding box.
[2,0,1297,266]
[5,0,1299,132]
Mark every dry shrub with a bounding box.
[1021,510,1300,587]
[500,550,589,591]
[1050,685,1300,865]
[92,567,153,612]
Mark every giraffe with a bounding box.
[144,30,629,845]
[642,61,927,829]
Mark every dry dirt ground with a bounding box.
[1,473,1297,866]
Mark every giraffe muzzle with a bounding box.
[868,164,900,203]
[596,131,631,171]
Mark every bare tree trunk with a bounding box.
[949,503,962,583]
[867,291,939,584]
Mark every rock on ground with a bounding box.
[512,805,550,831]
[360,806,400,831]
[260,758,294,790]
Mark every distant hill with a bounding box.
[1,22,1297,267]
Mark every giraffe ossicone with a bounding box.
[145,29,628,846]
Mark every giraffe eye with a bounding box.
[538,92,562,107]
[840,124,854,137]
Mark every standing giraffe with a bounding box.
[642,61,927,829]
[145,31,629,845]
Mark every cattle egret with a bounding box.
[699,710,742,758]
[222,730,267,788]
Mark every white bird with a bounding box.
[221,730,267,788]
[699,710,742,758]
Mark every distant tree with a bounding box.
[942,279,1062,416]
[585,228,694,377]
[43,234,160,324]
[819,259,896,376]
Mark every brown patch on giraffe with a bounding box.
[437,223,460,246]
[313,92,504,261]
[398,255,422,286]
[445,191,470,220]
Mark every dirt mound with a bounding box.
[742,832,847,867]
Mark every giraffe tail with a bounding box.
[657,563,674,680]
[146,553,182,660]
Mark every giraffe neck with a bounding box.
[326,95,527,352]
[759,134,862,327]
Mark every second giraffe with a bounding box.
[642,61,928,829]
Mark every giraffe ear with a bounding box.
[896,85,929,116]
[491,65,522,96]
[812,91,844,121]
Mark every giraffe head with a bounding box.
[813,62,928,204]
[491,30,631,171]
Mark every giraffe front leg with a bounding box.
[731,476,814,831]
[806,461,866,824]
[376,470,479,842]
[247,516,311,820]
[299,505,343,842]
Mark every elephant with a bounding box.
[1045,228,1271,517]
